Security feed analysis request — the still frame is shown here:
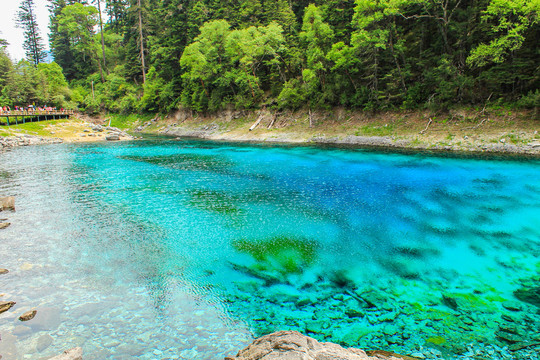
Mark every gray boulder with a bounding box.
[225,331,411,360]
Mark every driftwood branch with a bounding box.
[419,118,433,134]
[481,93,493,115]
[249,113,264,131]
[267,112,279,129]
[462,117,487,130]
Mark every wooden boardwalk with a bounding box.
[0,110,75,126]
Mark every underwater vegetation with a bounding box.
[0,170,13,180]
[232,236,318,275]
[185,187,284,217]
[119,153,233,172]
[187,189,245,216]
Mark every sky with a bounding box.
[0,0,51,61]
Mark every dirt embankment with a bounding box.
[139,108,539,155]
[2,109,538,155]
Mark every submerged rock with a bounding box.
[36,334,54,352]
[513,281,540,308]
[502,301,523,312]
[0,222,11,229]
[28,306,62,331]
[225,330,409,360]
[496,330,523,344]
[441,295,458,311]
[0,301,16,314]
[0,196,15,211]
[48,347,83,360]
[19,309,37,321]
[0,268,8,275]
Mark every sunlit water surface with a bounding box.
[0,140,539,359]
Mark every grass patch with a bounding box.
[0,119,69,137]
[356,123,395,136]
[507,134,525,145]
[108,113,154,130]
[410,138,423,146]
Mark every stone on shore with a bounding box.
[48,347,83,360]
[0,301,16,314]
[224,330,410,360]
[19,309,37,321]
[106,135,120,141]
[0,196,15,211]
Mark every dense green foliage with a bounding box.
[3,0,540,113]
[0,42,72,107]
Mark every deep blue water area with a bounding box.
[0,140,539,360]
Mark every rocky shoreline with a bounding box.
[157,123,540,157]
[0,135,63,149]
[0,124,135,150]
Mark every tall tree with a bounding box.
[17,0,47,65]
[48,0,89,80]
[57,3,99,79]
[137,0,146,84]
[94,0,107,80]
[105,0,128,30]
[299,4,335,110]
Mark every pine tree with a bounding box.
[48,0,90,80]
[17,0,47,65]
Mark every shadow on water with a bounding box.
[119,153,234,172]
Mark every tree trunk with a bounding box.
[389,29,406,93]
[138,0,146,84]
[96,0,107,78]
[28,3,39,65]
[97,55,104,84]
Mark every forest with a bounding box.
[0,0,538,115]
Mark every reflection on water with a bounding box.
[0,140,539,359]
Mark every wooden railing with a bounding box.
[0,109,75,126]
[0,109,75,117]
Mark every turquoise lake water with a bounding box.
[0,140,539,360]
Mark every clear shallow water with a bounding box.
[0,140,539,360]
